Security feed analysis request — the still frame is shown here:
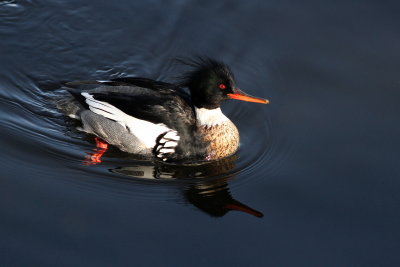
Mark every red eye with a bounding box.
[219,84,226,89]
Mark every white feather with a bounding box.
[195,107,230,127]
[159,148,175,154]
[163,130,180,141]
[81,92,174,148]
[68,114,78,119]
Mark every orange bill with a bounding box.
[227,88,269,104]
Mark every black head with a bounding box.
[179,57,269,109]
[179,58,235,109]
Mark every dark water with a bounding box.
[1,0,400,266]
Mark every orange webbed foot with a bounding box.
[82,137,109,165]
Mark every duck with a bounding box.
[56,58,269,163]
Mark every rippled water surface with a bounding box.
[1,0,400,266]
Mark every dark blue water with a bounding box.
[1,0,400,266]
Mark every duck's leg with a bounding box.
[83,137,109,165]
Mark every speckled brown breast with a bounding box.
[198,122,239,160]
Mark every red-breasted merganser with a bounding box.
[56,58,269,163]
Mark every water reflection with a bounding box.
[185,178,263,218]
[111,155,263,218]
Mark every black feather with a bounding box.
[175,56,237,109]
[176,56,235,88]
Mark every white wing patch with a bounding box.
[82,92,176,149]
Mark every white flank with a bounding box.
[82,92,175,148]
[195,107,230,127]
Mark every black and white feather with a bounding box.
[153,130,181,161]
[57,79,207,161]
[81,92,175,149]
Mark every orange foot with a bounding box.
[83,137,109,165]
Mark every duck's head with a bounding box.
[180,58,269,109]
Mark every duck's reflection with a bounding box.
[185,178,263,218]
[110,155,263,218]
